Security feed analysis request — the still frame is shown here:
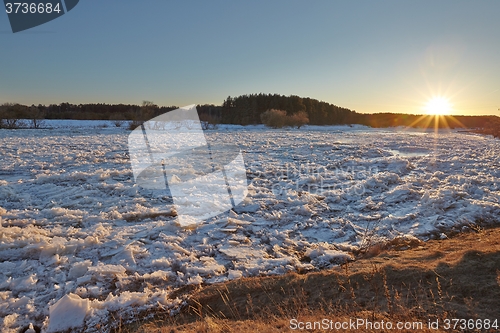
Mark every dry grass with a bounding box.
[115,227,500,333]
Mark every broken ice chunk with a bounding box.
[68,260,92,279]
[88,264,126,276]
[47,293,90,333]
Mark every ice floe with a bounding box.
[0,122,499,331]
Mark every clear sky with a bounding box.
[1,1,500,115]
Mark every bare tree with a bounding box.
[287,111,309,129]
[199,113,219,130]
[260,109,288,128]
[109,112,125,127]
[141,101,160,130]
[129,101,159,130]
[0,103,28,129]
[260,109,309,129]
[29,106,46,129]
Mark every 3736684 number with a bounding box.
[443,319,498,330]
[5,2,61,14]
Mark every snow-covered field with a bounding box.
[1,121,500,332]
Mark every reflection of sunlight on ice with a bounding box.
[388,148,429,157]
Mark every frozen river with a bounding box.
[1,122,500,332]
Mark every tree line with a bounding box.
[218,94,354,125]
[0,102,177,121]
[1,94,499,132]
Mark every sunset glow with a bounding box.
[425,97,452,115]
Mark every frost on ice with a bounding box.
[0,122,500,332]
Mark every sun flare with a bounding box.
[425,97,452,115]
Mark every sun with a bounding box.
[425,97,452,115]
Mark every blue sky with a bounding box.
[1,1,500,115]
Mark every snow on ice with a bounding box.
[0,121,500,332]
